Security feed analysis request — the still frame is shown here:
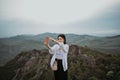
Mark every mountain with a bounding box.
[0,33,120,65]
[0,45,120,80]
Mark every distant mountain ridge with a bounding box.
[0,33,120,65]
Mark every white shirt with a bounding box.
[49,42,69,71]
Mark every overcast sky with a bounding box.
[0,0,120,37]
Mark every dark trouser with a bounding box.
[54,59,68,80]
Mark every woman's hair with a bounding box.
[57,34,66,44]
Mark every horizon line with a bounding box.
[0,32,119,38]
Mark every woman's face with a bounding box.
[58,36,64,43]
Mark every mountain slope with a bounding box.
[0,45,120,80]
[0,33,120,65]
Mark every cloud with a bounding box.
[0,0,120,37]
[0,0,120,24]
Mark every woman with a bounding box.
[44,34,69,80]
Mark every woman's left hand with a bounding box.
[49,36,59,44]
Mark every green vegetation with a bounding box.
[0,33,120,66]
[0,45,120,80]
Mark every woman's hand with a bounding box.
[44,36,59,49]
[44,36,54,45]
[44,37,51,49]
[48,36,54,41]
[48,36,59,44]
[44,37,49,45]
